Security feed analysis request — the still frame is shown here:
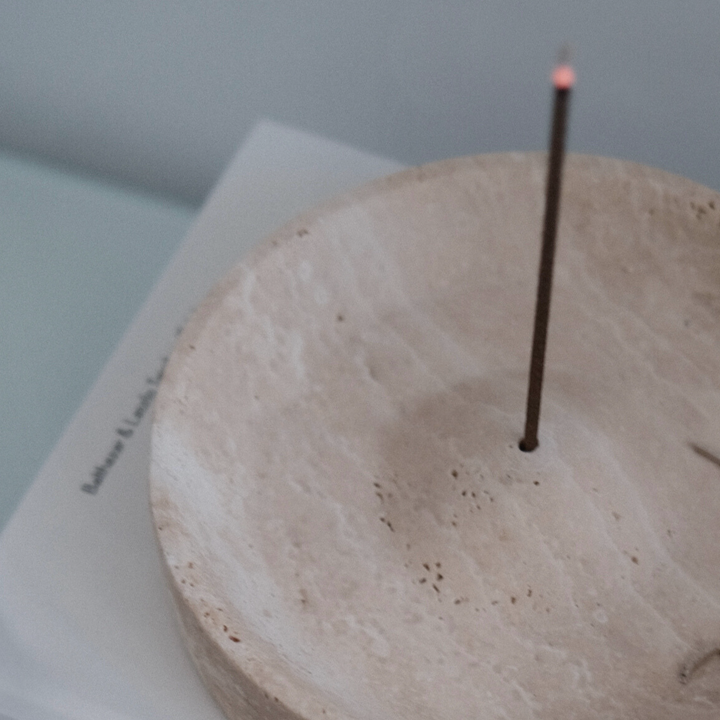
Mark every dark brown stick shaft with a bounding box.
[520,83,572,452]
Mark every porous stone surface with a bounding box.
[150,154,720,719]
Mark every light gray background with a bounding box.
[0,1,718,206]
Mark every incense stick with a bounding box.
[520,59,575,452]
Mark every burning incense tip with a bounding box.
[552,64,576,90]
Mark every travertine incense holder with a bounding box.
[151,154,720,719]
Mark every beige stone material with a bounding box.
[150,154,720,719]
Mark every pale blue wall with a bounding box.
[0,1,717,205]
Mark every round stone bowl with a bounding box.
[150,154,720,719]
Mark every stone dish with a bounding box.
[151,154,720,719]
